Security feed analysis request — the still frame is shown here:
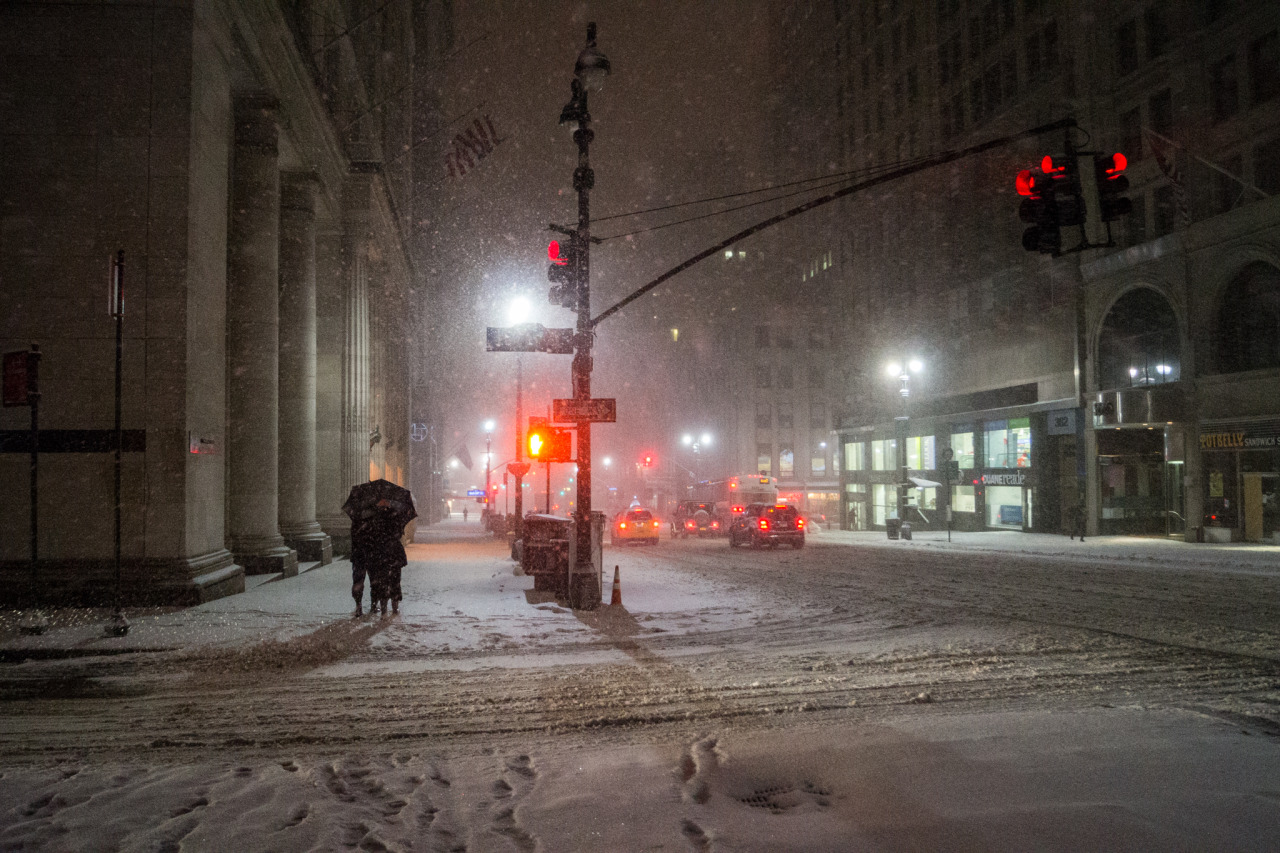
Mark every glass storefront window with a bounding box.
[985,417,1031,468]
[780,448,795,477]
[950,430,976,469]
[985,484,1023,527]
[952,485,976,512]
[871,439,897,470]
[872,483,891,524]
[906,435,936,469]
[843,442,865,471]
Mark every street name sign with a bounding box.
[486,324,575,354]
[466,488,485,497]
[553,398,616,423]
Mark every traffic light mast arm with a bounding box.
[590,117,1078,329]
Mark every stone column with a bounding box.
[341,174,373,495]
[315,229,350,552]
[226,96,297,577]
[278,172,332,565]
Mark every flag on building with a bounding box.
[453,444,473,470]
[1146,129,1191,228]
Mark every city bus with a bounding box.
[692,475,780,518]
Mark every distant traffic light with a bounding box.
[641,453,655,467]
[1017,165,1061,254]
[1094,153,1133,222]
[547,234,581,309]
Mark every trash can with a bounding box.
[521,513,573,596]
[900,522,912,541]
[886,518,901,540]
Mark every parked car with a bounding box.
[611,506,661,546]
[728,503,805,549]
[671,500,723,538]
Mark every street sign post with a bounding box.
[553,397,616,423]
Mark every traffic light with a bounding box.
[527,417,572,462]
[1040,154,1084,227]
[1016,165,1060,254]
[1094,152,1133,222]
[547,234,581,309]
[641,453,655,467]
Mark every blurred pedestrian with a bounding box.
[463,506,468,522]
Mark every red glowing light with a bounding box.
[1016,169,1039,197]
[548,240,567,265]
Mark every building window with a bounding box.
[1216,262,1280,374]
[843,441,865,471]
[757,443,772,476]
[809,403,826,429]
[778,365,794,389]
[755,365,771,388]
[950,431,976,469]
[1249,30,1280,105]
[755,402,771,430]
[779,448,795,478]
[776,327,794,349]
[754,326,770,348]
[1120,107,1142,161]
[951,485,977,513]
[808,367,824,389]
[985,418,1031,468]
[808,327,827,349]
[1210,55,1239,123]
[1144,7,1169,60]
[811,451,827,477]
[1255,136,1280,195]
[871,483,891,524]
[1148,88,1173,137]
[1097,287,1181,389]
[1126,194,1148,246]
[906,435,936,470]
[1210,154,1245,214]
[1116,19,1139,75]
[871,438,897,471]
[1153,184,1179,236]
[777,405,794,429]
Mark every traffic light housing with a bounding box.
[547,235,582,310]
[1040,154,1084,227]
[1094,153,1132,222]
[1017,165,1061,254]
[527,417,572,462]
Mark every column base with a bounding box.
[283,528,333,564]
[231,536,299,577]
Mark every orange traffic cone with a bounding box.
[610,565,622,606]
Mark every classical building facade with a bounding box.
[0,1,423,603]
[771,0,1280,542]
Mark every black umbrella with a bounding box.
[343,479,417,526]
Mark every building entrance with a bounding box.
[1243,473,1279,543]
[1096,429,1167,535]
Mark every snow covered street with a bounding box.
[1,520,1278,850]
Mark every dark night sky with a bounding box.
[417,1,813,489]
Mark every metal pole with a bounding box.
[109,251,128,635]
[28,344,40,585]
[514,357,524,538]
[570,25,600,608]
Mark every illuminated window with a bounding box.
[843,442,865,471]
[950,430,976,468]
[871,439,897,471]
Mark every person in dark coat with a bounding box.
[351,504,409,617]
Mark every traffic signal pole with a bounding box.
[571,84,597,607]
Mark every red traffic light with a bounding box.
[1016,168,1044,197]
[1097,152,1128,178]
[548,240,568,265]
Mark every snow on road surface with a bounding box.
[1,523,1278,850]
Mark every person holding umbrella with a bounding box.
[342,479,417,617]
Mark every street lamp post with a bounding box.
[560,23,609,608]
[483,419,495,527]
[887,359,923,529]
[681,431,713,486]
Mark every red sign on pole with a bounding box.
[3,351,30,407]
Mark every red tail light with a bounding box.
[731,505,744,513]
[796,517,805,528]
[619,522,627,529]
[711,520,720,529]
[757,518,770,531]
[685,519,696,529]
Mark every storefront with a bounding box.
[1199,419,1280,543]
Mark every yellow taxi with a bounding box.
[610,506,661,546]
